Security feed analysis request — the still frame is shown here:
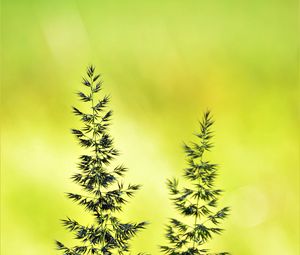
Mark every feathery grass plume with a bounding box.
[160,111,230,255]
[56,66,148,255]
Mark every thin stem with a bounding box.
[89,74,112,251]
[90,78,98,160]
[192,155,203,248]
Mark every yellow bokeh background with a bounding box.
[1,1,299,254]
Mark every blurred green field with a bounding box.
[1,0,299,254]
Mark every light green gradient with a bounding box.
[1,1,298,254]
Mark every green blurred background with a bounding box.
[1,0,299,254]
